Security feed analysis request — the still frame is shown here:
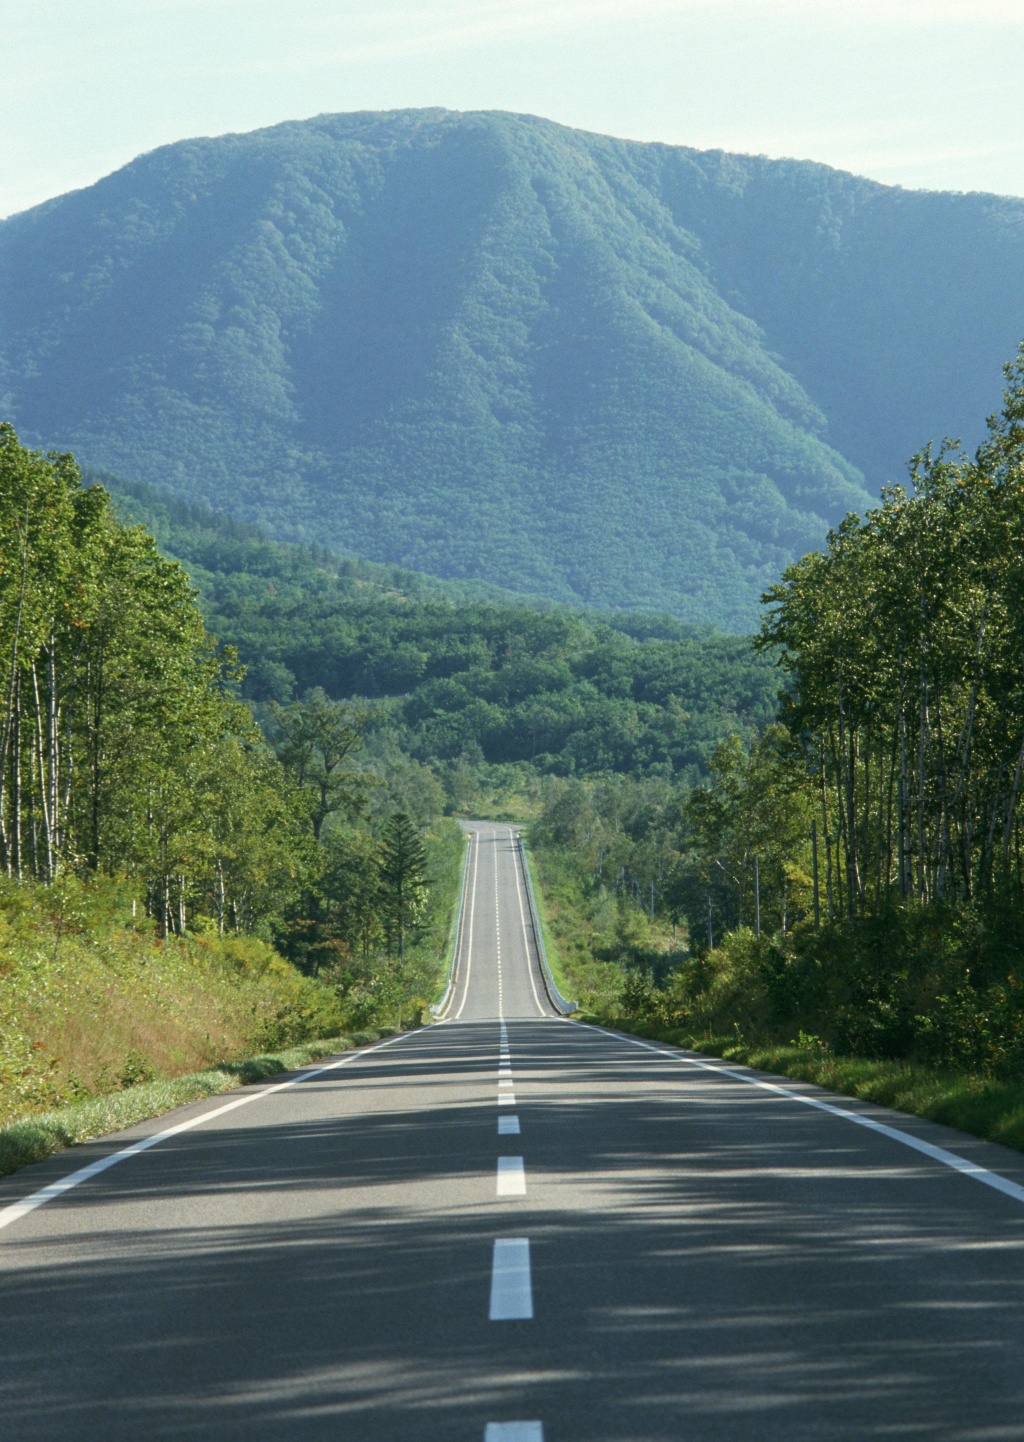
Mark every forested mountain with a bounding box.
[4,110,1024,624]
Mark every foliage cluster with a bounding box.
[0,427,464,1113]
[104,471,779,783]
[601,347,1024,1084]
[0,424,302,936]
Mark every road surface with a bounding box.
[2,820,1024,1439]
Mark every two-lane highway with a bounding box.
[3,822,1024,1438]
[441,822,554,1025]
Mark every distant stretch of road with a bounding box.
[2,820,1024,1439]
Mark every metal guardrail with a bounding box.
[516,832,577,1016]
[430,832,471,1019]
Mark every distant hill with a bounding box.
[4,110,1024,626]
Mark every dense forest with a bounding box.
[15,110,1024,623]
[0,423,781,1068]
[103,471,779,784]
[0,426,461,1033]
[546,346,1024,1090]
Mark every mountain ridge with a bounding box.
[3,108,1024,626]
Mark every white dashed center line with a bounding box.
[481,837,542,1431]
[489,1238,533,1319]
[496,1156,526,1196]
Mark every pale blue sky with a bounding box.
[4,0,1024,219]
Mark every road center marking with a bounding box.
[489,1238,533,1319]
[498,1115,521,1135]
[484,1425,543,1441]
[497,1156,526,1196]
[498,1093,516,1105]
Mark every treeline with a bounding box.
[529,347,1024,1081]
[0,428,457,1027]
[0,423,296,932]
[761,351,1024,917]
[100,472,779,784]
[648,348,1024,1075]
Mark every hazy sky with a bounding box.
[4,0,1024,219]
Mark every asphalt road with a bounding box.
[3,821,1024,1439]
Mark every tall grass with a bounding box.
[0,875,345,1127]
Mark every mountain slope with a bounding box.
[3,110,1024,625]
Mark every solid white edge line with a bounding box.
[0,1029,419,1236]
[579,1022,1024,1207]
[495,833,505,1026]
[509,825,548,1018]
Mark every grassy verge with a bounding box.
[374,817,466,1025]
[431,828,470,1007]
[0,876,347,1121]
[525,843,625,1012]
[0,1027,402,1181]
[519,838,575,1005]
[596,1016,1024,1156]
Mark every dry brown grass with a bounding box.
[0,880,344,1126]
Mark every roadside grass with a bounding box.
[524,844,626,1013]
[518,838,576,1006]
[0,1028,401,1180]
[431,828,470,1008]
[0,876,346,1125]
[594,1017,1024,1156]
[0,827,465,1181]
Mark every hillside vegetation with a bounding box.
[534,350,1024,1119]
[14,110,1024,623]
[103,471,779,784]
[0,428,464,1139]
[0,878,343,1125]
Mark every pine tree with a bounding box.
[378,812,428,961]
